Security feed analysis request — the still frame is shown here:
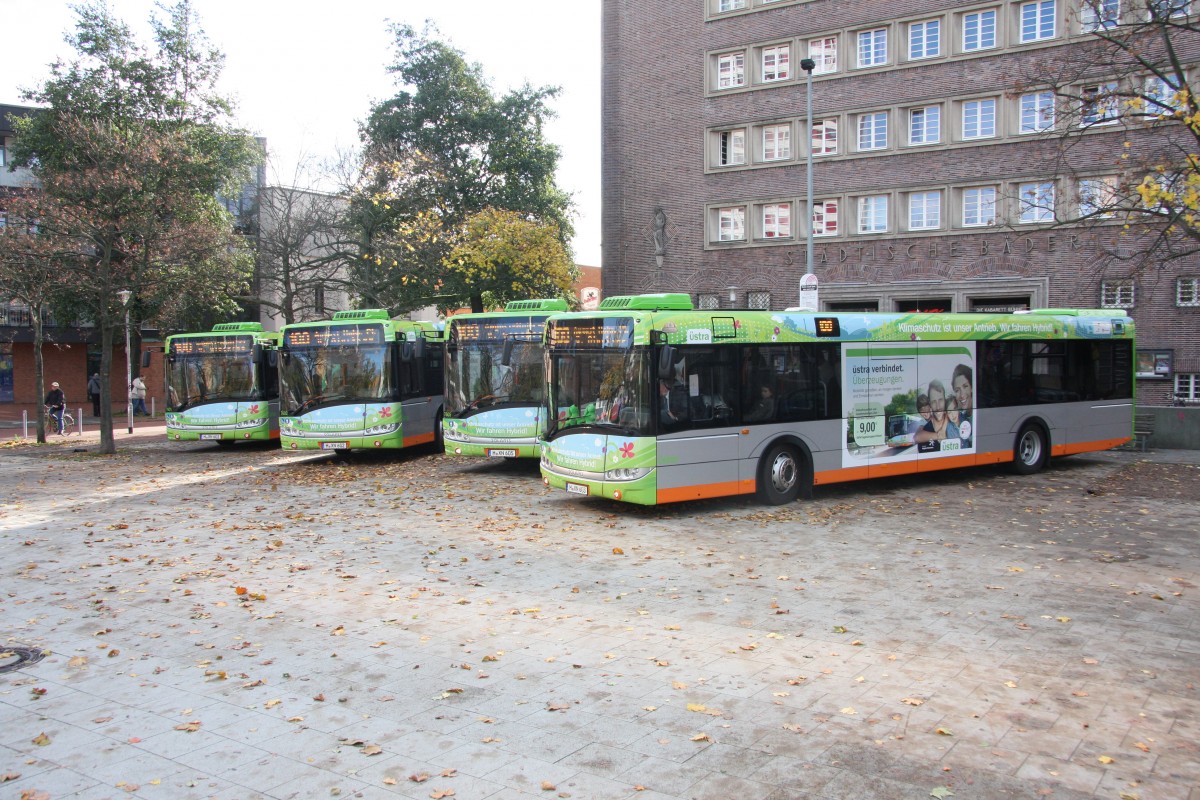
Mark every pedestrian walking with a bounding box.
[44,381,66,434]
[131,375,148,416]
[87,372,101,417]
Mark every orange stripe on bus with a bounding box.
[656,480,752,504]
[404,432,435,447]
[1054,437,1130,456]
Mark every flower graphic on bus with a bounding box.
[248,404,260,415]
[619,442,635,459]
[379,407,393,418]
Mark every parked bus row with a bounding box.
[163,294,1136,506]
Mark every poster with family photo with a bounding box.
[841,341,976,466]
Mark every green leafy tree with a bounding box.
[446,208,578,313]
[355,23,574,313]
[10,1,257,453]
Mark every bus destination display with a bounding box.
[285,324,385,348]
[814,317,841,338]
[171,335,254,355]
[452,316,546,344]
[548,318,635,349]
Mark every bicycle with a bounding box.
[44,406,76,436]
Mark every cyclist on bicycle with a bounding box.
[45,381,66,435]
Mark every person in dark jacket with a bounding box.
[87,373,101,416]
[44,381,66,434]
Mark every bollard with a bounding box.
[77,407,84,435]
[151,397,156,418]
[22,408,29,439]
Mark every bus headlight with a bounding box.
[443,427,467,442]
[235,417,265,428]
[604,467,652,481]
[364,423,400,436]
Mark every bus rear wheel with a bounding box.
[1011,423,1047,475]
[433,411,444,452]
[757,443,803,505]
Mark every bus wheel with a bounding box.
[1011,423,1047,475]
[758,443,803,505]
[433,411,444,452]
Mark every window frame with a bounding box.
[716,51,747,90]
[1079,176,1121,217]
[857,28,889,68]
[1177,277,1200,306]
[1019,0,1057,43]
[857,195,890,233]
[909,105,942,145]
[962,98,998,140]
[761,202,793,239]
[812,118,839,155]
[962,186,998,227]
[1101,280,1135,308]
[908,190,943,230]
[962,9,998,52]
[716,205,747,242]
[1018,181,1056,223]
[1081,0,1121,31]
[858,111,889,151]
[761,123,792,162]
[813,199,840,236]
[909,19,942,60]
[1020,90,1056,133]
[808,35,839,74]
[761,43,792,83]
[716,128,747,167]
[1081,81,1120,126]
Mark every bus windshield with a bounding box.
[445,316,549,416]
[280,326,394,416]
[546,348,653,436]
[167,346,259,412]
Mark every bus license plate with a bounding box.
[200,434,222,440]
[565,482,589,496]
[321,442,348,450]
[487,449,517,458]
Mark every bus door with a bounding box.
[398,336,438,444]
[657,346,742,501]
[859,342,921,480]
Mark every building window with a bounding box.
[812,118,838,155]
[717,52,746,89]
[857,28,888,67]
[718,129,746,166]
[809,36,838,74]
[1081,0,1120,30]
[762,202,792,238]
[1020,0,1057,42]
[762,44,791,82]
[813,199,839,235]
[0,144,6,168]
[909,20,941,59]
[963,9,998,51]
[1019,182,1056,223]
[909,105,941,145]
[962,99,997,139]
[1177,277,1200,306]
[1144,75,1182,116]
[717,0,748,11]
[748,291,772,309]
[909,190,942,229]
[1081,82,1120,125]
[857,195,889,233]
[718,206,746,241]
[762,124,791,161]
[1079,176,1120,217]
[963,187,997,226]
[698,293,721,309]
[1020,91,1055,133]
[1149,0,1189,20]
[858,111,888,151]
[1176,373,1200,401]
[1101,280,1135,308]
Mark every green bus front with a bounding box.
[278,311,444,451]
[164,323,280,444]
[443,299,568,459]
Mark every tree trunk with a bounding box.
[33,308,46,444]
[98,318,116,454]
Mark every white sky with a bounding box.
[1,0,602,266]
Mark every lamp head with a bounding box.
[117,289,132,306]
[800,58,817,72]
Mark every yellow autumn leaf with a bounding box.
[1098,755,1114,764]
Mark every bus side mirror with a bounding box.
[658,345,676,380]
[501,338,516,367]
[141,351,152,369]
[268,350,278,368]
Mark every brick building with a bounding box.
[601,0,1200,405]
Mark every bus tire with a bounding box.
[757,442,804,505]
[1011,422,1048,475]
[433,410,444,452]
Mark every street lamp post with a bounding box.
[117,289,133,435]
[800,57,818,311]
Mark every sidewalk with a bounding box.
[1,413,165,442]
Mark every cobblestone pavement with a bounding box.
[2,433,1199,800]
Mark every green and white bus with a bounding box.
[164,322,281,444]
[540,294,1134,505]
[443,298,569,459]
[278,310,445,451]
